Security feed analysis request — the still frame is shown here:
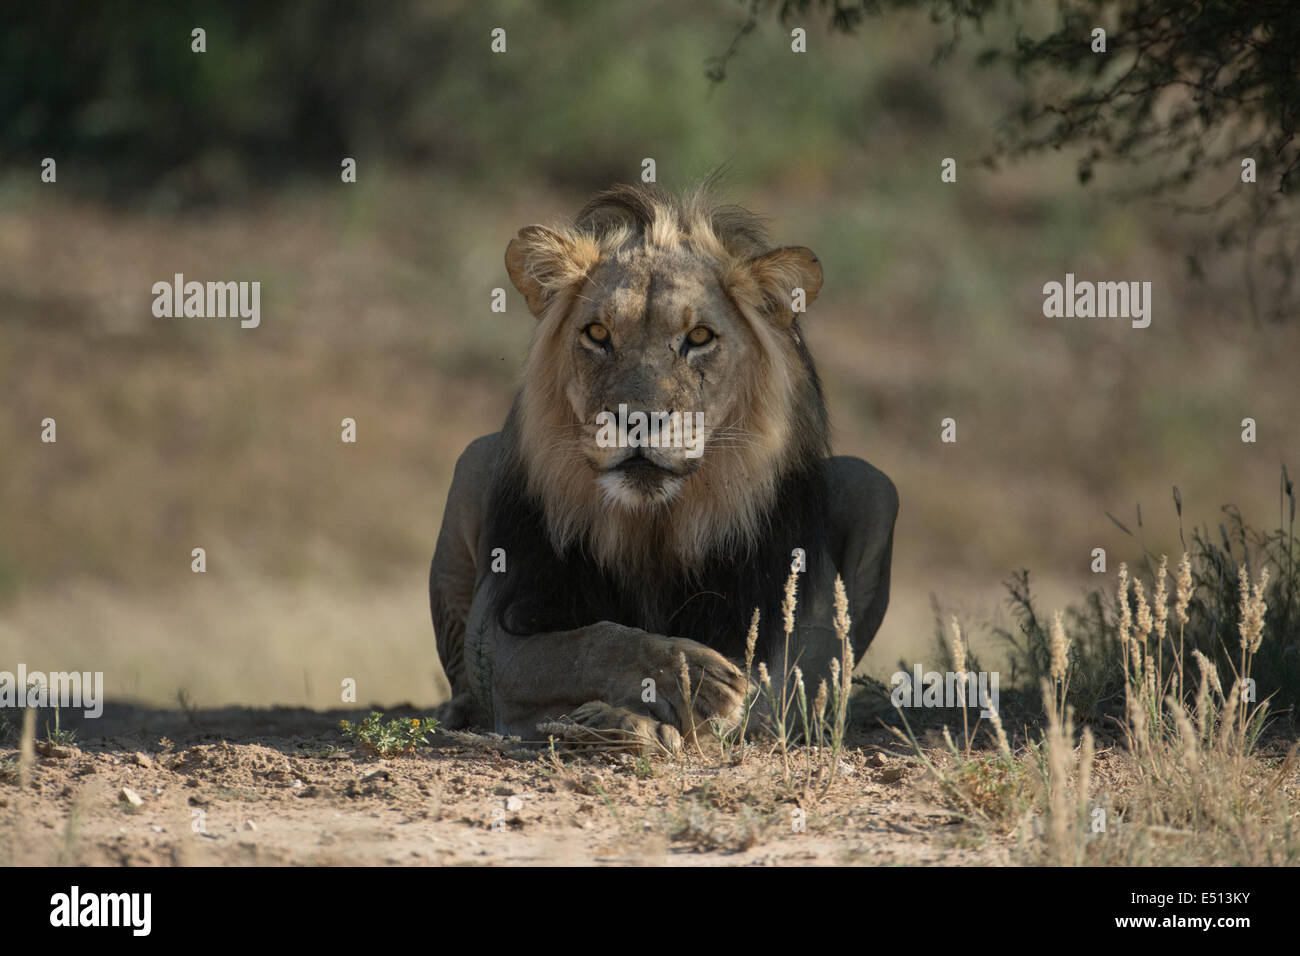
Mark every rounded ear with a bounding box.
[741,246,823,328]
[505,224,579,319]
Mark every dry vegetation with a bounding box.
[3,554,1295,866]
[900,556,1300,865]
[2,6,1298,866]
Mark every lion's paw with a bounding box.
[641,637,748,738]
[433,691,477,731]
[540,700,682,756]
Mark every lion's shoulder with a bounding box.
[454,432,504,485]
[821,455,898,640]
[823,455,898,556]
[433,432,505,596]
[824,455,898,519]
[441,432,504,555]
[458,431,503,470]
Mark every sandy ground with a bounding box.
[1,703,1015,866]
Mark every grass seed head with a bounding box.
[781,569,799,639]
[833,575,850,641]
[1238,565,1269,654]
[1175,552,1193,626]
[744,608,760,671]
[1153,554,1169,642]
[948,615,967,678]
[985,698,1012,760]
[1117,562,1133,648]
[1192,648,1223,698]
[1049,609,1070,684]
[1134,579,1152,643]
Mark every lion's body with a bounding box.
[430,184,897,749]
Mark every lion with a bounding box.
[429,183,897,753]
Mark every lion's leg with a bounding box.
[751,616,843,741]
[747,458,897,742]
[430,539,479,729]
[825,455,899,665]
[476,617,748,744]
[540,700,683,756]
[430,435,500,729]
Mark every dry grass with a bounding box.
[3,178,1299,712]
[900,554,1300,865]
[742,570,856,798]
[480,546,1297,868]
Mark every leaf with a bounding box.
[1105,511,1134,536]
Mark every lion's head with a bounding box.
[498,183,830,585]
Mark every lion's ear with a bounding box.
[505,225,590,319]
[737,246,823,329]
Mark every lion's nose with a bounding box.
[597,405,683,448]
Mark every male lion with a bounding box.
[430,183,897,753]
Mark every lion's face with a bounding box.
[503,184,828,572]
[561,248,757,509]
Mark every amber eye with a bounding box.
[584,323,611,345]
[686,326,714,347]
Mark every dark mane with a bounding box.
[483,415,831,661]
[575,182,771,259]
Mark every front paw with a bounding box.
[541,701,682,756]
[632,637,749,738]
[433,691,476,730]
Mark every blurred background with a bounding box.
[1,0,1296,710]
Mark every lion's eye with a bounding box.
[584,323,611,345]
[686,326,715,347]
